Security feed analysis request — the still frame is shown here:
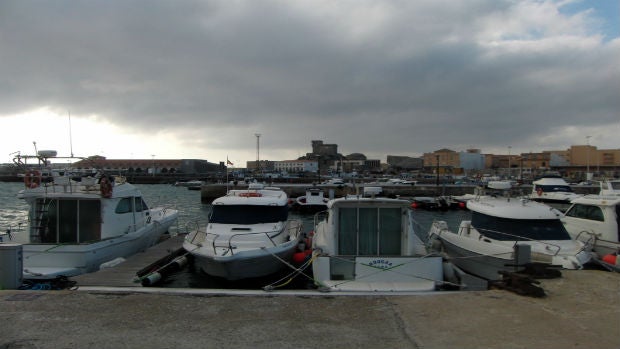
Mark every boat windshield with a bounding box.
[209,205,289,224]
[535,184,573,193]
[471,212,571,241]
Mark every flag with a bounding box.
[226,158,233,166]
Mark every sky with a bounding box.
[1,0,618,166]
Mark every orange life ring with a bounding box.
[24,170,41,188]
[536,187,543,196]
[100,177,113,198]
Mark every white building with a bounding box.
[274,160,318,173]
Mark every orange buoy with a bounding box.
[292,252,307,264]
[602,254,617,265]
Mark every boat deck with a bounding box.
[71,235,186,287]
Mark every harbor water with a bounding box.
[0,182,471,288]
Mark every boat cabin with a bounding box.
[29,195,151,244]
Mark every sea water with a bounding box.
[0,182,471,288]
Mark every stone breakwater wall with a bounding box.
[200,183,599,203]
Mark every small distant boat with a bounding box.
[428,181,592,281]
[529,173,581,212]
[311,195,469,292]
[175,180,204,188]
[291,187,329,213]
[183,183,303,280]
[3,151,179,280]
[410,196,463,210]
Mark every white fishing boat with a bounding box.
[311,195,462,292]
[291,187,329,213]
[183,183,303,280]
[529,173,581,212]
[562,195,620,265]
[3,151,179,280]
[428,181,591,281]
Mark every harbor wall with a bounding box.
[200,183,599,203]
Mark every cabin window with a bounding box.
[79,200,102,242]
[535,184,572,193]
[471,212,571,241]
[379,208,402,254]
[34,199,101,243]
[58,200,78,243]
[115,198,133,214]
[564,204,605,222]
[338,208,358,255]
[209,205,289,224]
[358,208,378,255]
[337,206,403,256]
[134,197,148,212]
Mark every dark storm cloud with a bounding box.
[1,0,618,160]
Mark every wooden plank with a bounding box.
[72,235,186,287]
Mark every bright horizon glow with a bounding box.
[0,108,257,166]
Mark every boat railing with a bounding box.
[313,210,329,229]
[475,227,563,256]
[574,230,607,250]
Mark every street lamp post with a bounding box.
[508,146,512,179]
[586,136,591,181]
[435,154,440,189]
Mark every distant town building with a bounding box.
[310,140,338,157]
[273,160,318,173]
[386,155,424,170]
[72,157,222,175]
[458,149,485,171]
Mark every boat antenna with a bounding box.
[68,110,74,158]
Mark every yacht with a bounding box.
[183,184,303,280]
[291,187,329,213]
[562,195,620,263]
[428,182,591,281]
[529,173,581,212]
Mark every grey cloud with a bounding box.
[1,0,618,160]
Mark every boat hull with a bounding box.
[191,240,299,280]
[312,255,444,292]
[21,213,177,279]
[436,236,517,281]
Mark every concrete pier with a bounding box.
[1,269,618,348]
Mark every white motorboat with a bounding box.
[183,183,303,280]
[562,195,620,263]
[529,173,581,212]
[4,152,179,280]
[291,187,329,213]
[428,182,591,281]
[311,196,459,292]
